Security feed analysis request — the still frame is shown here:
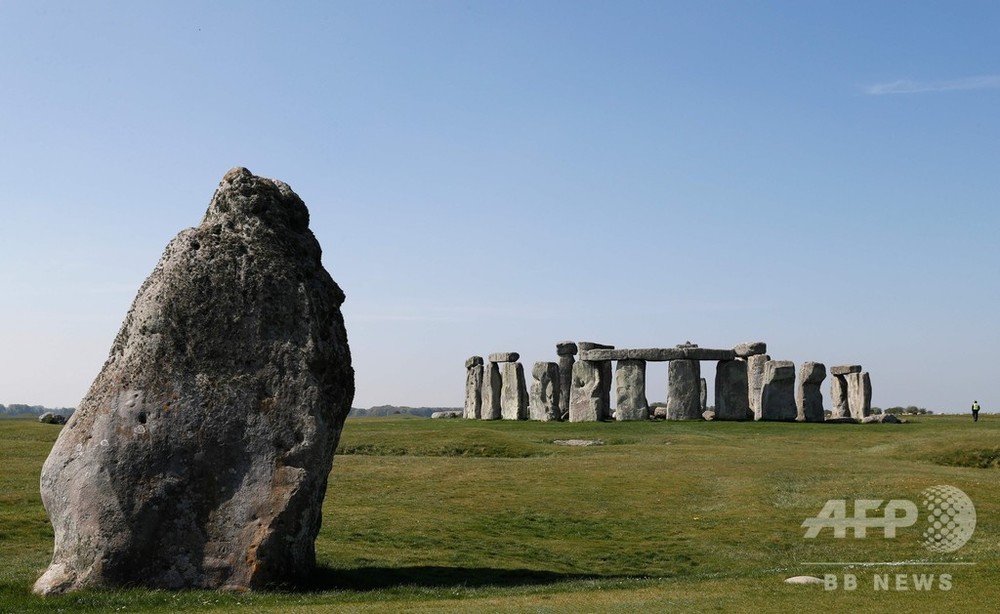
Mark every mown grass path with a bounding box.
[1,415,997,612]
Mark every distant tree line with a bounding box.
[870,406,933,415]
[0,404,75,417]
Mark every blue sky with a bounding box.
[1,1,997,412]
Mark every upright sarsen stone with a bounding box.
[760,360,797,421]
[846,371,872,420]
[34,168,354,594]
[715,360,750,420]
[615,360,648,421]
[529,362,560,421]
[481,362,502,420]
[747,354,770,419]
[556,342,577,420]
[569,360,605,422]
[500,362,528,420]
[464,356,484,419]
[796,362,826,422]
[666,359,701,420]
[830,374,849,418]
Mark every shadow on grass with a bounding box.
[300,565,613,592]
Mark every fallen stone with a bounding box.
[552,439,605,446]
[862,414,901,424]
[529,362,561,421]
[500,362,529,420]
[488,352,520,363]
[784,576,824,585]
[465,355,484,369]
[830,365,862,376]
[34,168,354,595]
[825,416,858,424]
[431,411,463,419]
[733,341,767,357]
[38,412,67,425]
[702,410,715,421]
[614,360,648,421]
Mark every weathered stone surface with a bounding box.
[715,360,750,420]
[38,412,67,425]
[489,352,520,363]
[431,411,463,419]
[465,355,483,369]
[556,341,578,356]
[796,362,826,423]
[557,354,574,420]
[846,371,872,420]
[747,354,770,419]
[480,362,502,420]
[614,360,648,421]
[579,348,630,361]
[464,363,483,419]
[825,416,858,424]
[34,168,354,595]
[666,360,701,420]
[683,348,737,361]
[569,360,606,422]
[760,360,797,421]
[702,410,716,421]
[577,341,614,352]
[699,378,707,411]
[829,374,849,418]
[830,365,862,376]
[529,362,560,421]
[628,348,684,361]
[734,341,767,357]
[862,413,900,424]
[500,362,529,420]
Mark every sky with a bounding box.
[1,1,998,413]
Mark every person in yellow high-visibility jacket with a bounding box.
[972,400,981,422]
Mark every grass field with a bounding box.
[1,414,997,612]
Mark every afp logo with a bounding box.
[802,485,976,553]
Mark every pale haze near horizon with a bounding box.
[2,2,997,414]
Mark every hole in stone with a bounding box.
[137,412,147,424]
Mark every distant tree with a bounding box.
[870,407,882,415]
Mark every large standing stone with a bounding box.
[500,362,529,420]
[760,360,797,421]
[796,362,826,422]
[715,360,750,420]
[569,360,606,422]
[34,168,354,594]
[480,362,502,420]
[529,362,560,421]
[747,354,770,419]
[464,357,484,419]
[666,360,701,420]
[556,342,577,420]
[846,371,872,419]
[829,374,849,419]
[614,360,648,421]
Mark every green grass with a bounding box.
[1,415,998,612]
